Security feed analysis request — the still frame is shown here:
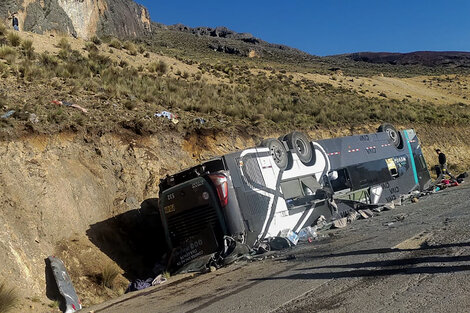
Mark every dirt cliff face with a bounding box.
[0,0,151,39]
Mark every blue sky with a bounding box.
[135,1,470,56]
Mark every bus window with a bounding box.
[281,175,322,208]
[329,168,351,192]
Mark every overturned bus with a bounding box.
[158,124,431,268]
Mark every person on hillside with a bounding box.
[12,14,19,31]
[436,149,455,179]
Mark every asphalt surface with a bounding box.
[86,184,470,313]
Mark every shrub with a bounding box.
[123,41,137,55]
[0,62,9,78]
[84,41,98,53]
[21,39,35,60]
[0,46,16,59]
[0,281,17,312]
[0,22,6,37]
[101,263,119,289]
[39,52,59,69]
[148,61,168,75]
[90,35,102,45]
[6,32,20,46]
[57,37,71,50]
[109,38,122,49]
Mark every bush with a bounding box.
[90,35,102,45]
[101,263,119,289]
[0,46,16,64]
[57,37,71,50]
[0,281,17,312]
[147,60,168,75]
[21,39,35,60]
[109,38,122,49]
[0,62,9,78]
[39,52,59,69]
[6,32,20,46]
[123,41,137,56]
[0,22,6,37]
[84,41,98,53]
[0,46,16,59]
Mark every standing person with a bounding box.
[12,14,19,31]
[436,149,455,179]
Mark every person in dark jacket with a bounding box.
[436,149,455,179]
[12,14,19,31]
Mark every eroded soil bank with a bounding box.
[0,124,468,311]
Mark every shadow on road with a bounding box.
[252,264,470,281]
[304,241,470,260]
[299,254,470,271]
[251,241,470,282]
[86,198,168,280]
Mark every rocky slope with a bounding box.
[341,51,470,68]
[0,0,151,39]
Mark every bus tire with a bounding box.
[282,131,314,164]
[260,138,289,170]
[377,123,403,149]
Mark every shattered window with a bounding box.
[281,175,322,208]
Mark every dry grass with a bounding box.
[6,32,21,47]
[101,263,120,289]
[109,38,122,50]
[0,22,6,37]
[0,281,17,313]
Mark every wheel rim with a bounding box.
[295,138,306,156]
[270,146,282,164]
[386,129,398,143]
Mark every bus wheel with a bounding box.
[282,131,314,164]
[260,138,289,170]
[377,123,403,149]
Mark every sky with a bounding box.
[135,0,470,56]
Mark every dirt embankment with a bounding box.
[0,125,468,312]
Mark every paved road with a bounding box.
[86,184,470,313]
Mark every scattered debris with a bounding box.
[358,209,374,219]
[51,100,88,113]
[47,256,82,313]
[28,113,39,124]
[268,237,291,251]
[194,117,206,124]
[332,217,348,229]
[125,278,154,293]
[347,210,359,223]
[155,111,179,124]
[279,229,299,245]
[298,226,317,242]
[151,274,167,286]
[1,110,15,119]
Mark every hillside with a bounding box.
[1,9,470,313]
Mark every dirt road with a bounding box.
[86,184,470,313]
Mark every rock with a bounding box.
[0,0,152,39]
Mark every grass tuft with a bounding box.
[101,263,120,289]
[0,281,17,313]
[57,37,71,51]
[6,32,21,46]
[109,38,122,50]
